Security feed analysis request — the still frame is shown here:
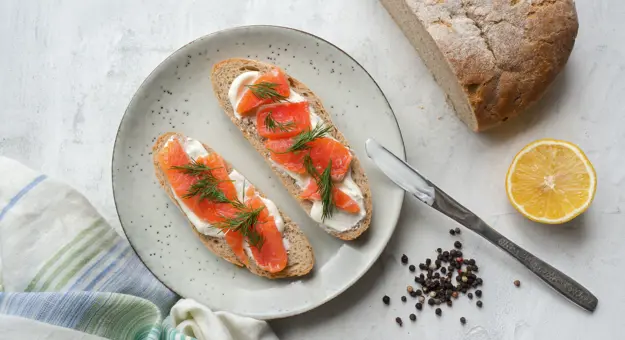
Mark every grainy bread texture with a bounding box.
[152,132,314,279]
[381,0,579,131]
[211,59,372,240]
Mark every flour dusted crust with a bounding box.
[211,59,372,240]
[153,132,314,279]
[381,0,579,131]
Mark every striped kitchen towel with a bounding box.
[0,156,278,340]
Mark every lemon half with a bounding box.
[505,139,597,224]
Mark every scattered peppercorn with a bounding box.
[396,317,403,326]
[428,298,435,306]
[416,289,422,296]
[468,292,473,299]
[446,300,453,307]
[454,241,462,249]
[441,267,447,274]
[514,280,521,287]
[415,302,423,310]
[449,229,456,236]
[460,317,466,325]
[401,254,408,264]
[455,227,461,234]
[401,296,407,302]
[476,300,483,308]
[410,291,418,298]
[409,265,416,272]
[435,308,442,316]
[475,290,482,298]
[409,313,417,321]
[436,247,442,253]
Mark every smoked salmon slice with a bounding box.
[245,193,288,273]
[257,101,312,139]
[236,68,290,115]
[300,180,361,213]
[265,137,353,181]
[157,138,247,264]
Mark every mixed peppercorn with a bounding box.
[381,228,505,328]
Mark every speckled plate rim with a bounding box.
[112,25,406,319]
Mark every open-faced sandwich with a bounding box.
[211,59,372,240]
[153,132,314,278]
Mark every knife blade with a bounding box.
[365,138,598,312]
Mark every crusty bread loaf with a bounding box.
[153,132,314,279]
[211,59,372,240]
[381,0,579,131]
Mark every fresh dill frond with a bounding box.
[171,160,219,180]
[285,124,332,153]
[245,82,288,102]
[216,206,265,249]
[303,155,335,221]
[264,111,296,132]
[182,177,231,204]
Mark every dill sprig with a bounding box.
[285,124,332,153]
[216,206,265,249]
[264,111,296,132]
[171,161,220,180]
[173,160,266,249]
[245,82,288,102]
[183,177,232,203]
[303,155,335,221]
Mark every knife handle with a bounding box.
[479,223,598,311]
[431,188,598,312]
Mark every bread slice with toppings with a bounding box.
[210,59,372,240]
[153,132,314,279]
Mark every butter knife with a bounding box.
[365,138,598,312]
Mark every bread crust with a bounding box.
[153,132,314,279]
[381,0,579,131]
[211,59,372,240]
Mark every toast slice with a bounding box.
[153,132,314,279]
[211,59,372,240]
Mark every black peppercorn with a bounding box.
[409,264,416,272]
[419,263,427,270]
[443,251,449,257]
[476,278,483,285]
[383,295,390,304]
[454,241,462,249]
[475,290,482,298]
[441,267,447,274]
[396,317,403,326]
[416,289,422,296]
[401,296,407,302]
[455,227,461,234]
[401,254,408,264]
[476,300,483,308]
[460,317,466,325]
[468,292,473,299]
[410,291,418,298]
[428,298,435,306]
[425,258,432,266]
[447,300,453,307]
[409,313,417,321]
[436,247,442,253]
[435,308,442,316]
[415,302,423,310]
[449,229,456,235]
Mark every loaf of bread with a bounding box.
[381,0,579,131]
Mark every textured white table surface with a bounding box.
[1,1,623,339]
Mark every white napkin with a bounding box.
[171,299,279,340]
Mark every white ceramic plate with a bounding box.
[113,26,405,319]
